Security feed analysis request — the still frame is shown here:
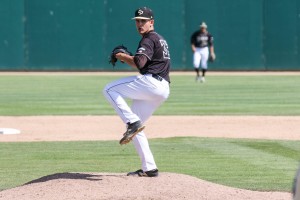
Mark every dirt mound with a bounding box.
[0,115,297,199]
[0,172,290,200]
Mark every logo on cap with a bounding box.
[133,7,154,20]
[138,9,143,15]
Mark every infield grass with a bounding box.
[0,74,299,115]
[0,137,299,192]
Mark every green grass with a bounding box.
[0,75,113,115]
[0,137,299,192]
[1,74,300,193]
[168,75,300,115]
[0,75,299,115]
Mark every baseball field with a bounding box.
[0,72,300,200]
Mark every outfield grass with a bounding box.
[0,74,299,115]
[0,137,299,192]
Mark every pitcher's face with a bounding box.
[135,19,154,35]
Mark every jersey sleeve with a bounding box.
[135,38,154,60]
[208,34,214,46]
[190,32,197,44]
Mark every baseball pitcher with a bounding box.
[103,7,171,177]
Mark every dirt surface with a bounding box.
[0,172,291,200]
[0,116,300,142]
[0,116,298,199]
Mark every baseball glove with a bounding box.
[109,45,133,67]
[209,52,216,62]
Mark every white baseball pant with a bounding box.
[193,47,209,69]
[103,74,170,172]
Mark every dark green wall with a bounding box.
[104,0,186,69]
[264,0,300,70]
[0,0,24,69]
[24,0,106,70]
[0,0,299,71]
[185,0,264,70]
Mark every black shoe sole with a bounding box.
[119,125,145,145]
[127,169,158,177]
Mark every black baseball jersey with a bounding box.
[191,31,213,48]
[135,31,171,82]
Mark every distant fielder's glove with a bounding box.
[109,45,133,67]
[209,52,216,62]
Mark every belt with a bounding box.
[151,74,163,81]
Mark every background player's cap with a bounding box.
[200,22,207,28]
[132,7,154,20]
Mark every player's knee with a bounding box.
[193,62,200,68]
[201,64,208,69]
[103,84,111,96]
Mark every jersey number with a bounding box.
[159,40,170,59]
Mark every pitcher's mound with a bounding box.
[0,172,290,200]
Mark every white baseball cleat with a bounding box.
[200,77,205,83]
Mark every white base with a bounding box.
[0,128,21,135]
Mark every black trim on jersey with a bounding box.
[135,52,151,60]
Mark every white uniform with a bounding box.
[191,30,214,70]
[193,46,209,69]
[103,74,169,171]
[103,30,171,172]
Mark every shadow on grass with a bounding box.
[24,172,124,185]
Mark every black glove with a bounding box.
[109,45,133,67]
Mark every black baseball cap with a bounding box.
[132,7,154,20]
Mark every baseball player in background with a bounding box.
[103,7,171,177]
[190,22,215,82]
